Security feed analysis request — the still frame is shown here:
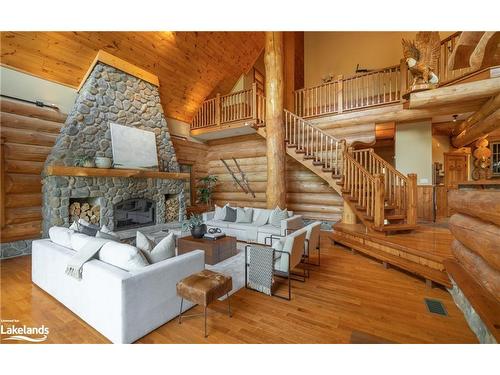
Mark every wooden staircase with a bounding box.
[341,148,417,233]
[256,110,417,233]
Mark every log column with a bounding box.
[265,32,286,209]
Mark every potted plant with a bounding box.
[74,155,95,168]
[197,175,218,208]
[182,214,207,239]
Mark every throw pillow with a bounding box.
[236,207,253,223]
[48,226,75,248]
[76,219,100,236]
[269,206,289,228]
[254,210,271,226]
[139,232,176,264]
[95,224,120,241]
[136,231,155,252]
[213,204,229,221]
[223,206,237,222]
[98,242,149,271]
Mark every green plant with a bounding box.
[181,214,204,231]
[74,155,94,167]
[197,175,218,206]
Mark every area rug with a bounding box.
[206,242,247,299]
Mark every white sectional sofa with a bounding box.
[203,207,304,244]
[31,239,204,344]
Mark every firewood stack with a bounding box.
[69,202,100,224]
[165,197,180,222]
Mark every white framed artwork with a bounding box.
[110,123,159,170]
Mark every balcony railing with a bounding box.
[191,32,485,128]
[191,83,265,130]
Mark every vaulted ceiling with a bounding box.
[0,32,264,123]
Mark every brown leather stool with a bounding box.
[176,269,233,337]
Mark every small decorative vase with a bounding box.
[191,224,207,239]
[83,159,95,168]
[95,156,112,169]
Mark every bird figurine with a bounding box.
[402,32,441,93]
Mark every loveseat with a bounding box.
[31,238,204,344]
[203,206,304,244]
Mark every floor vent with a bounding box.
[424,298,448,316]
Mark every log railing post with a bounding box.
[337,75,343,113]
[406,173,417,226]
[399,59,408,101]
[252,82,257,121]
[374,174,385,229]
[215,93,221,127]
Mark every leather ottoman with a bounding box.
[176,269,232,337]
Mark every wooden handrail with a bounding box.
[284,109,344,175]
[191,85,264,129]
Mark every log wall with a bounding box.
[207,134,342,222]
[0,98,66,243]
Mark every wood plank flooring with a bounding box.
[0,233,477,344]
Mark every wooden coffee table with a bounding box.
[177,235,237,265]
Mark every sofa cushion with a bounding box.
[253,209,271,226]
[49,226,75,249]
[213,204,228,221]
[269,207,289,227]
[258,224,282,235]
[136,231,175,264]
[70,232,93,252]
[205,219,229,229]
[98,242,149,271]
[223,206,237,222]
[236,207,253,223]
[226,222,258,231]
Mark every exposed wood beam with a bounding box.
[451,92,500,136]
[470,32,500,70]
[264,32,287,209]
[452,108,500,148]
[314,100,485,130]
[447,32,485,70]
[407,77,500,109]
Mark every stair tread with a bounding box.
[379,223,417,231]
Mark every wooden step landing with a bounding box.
[332,222,453,288]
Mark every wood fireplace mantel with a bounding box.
[46,166,189,180]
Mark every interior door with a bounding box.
[444,153,468,216]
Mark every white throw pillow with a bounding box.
[136,231,154,252]
[269,207,289,228]
[48,226,75,248]
[138,232,176,264]
[254,210,271,226]
[95,225,119,241]
[98,242,149,271]
[236,207,253,223]
[213,204,229,221]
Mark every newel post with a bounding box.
[399,59,408,101]
[406,173,417,226]
[337,75,344,113]
[252,82,257,121]
[215,93,221,127]
[374,174,385,229]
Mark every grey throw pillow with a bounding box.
[223,206,237,222]
[236,207,253,223]
[269,207,288,228]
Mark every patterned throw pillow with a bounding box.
[236,207,253,223]
[213,204,228,221]
[269,207,289,228]
[223,206,237,222]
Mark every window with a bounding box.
[492,142,500,176]
[179,164,192,206]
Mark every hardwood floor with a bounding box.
[0,233,477,344]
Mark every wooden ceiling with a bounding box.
[0,32,264,123]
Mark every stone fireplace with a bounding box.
[42,59,186,235]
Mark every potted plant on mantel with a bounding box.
[182,214,207,239]
[196,175,218,209]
